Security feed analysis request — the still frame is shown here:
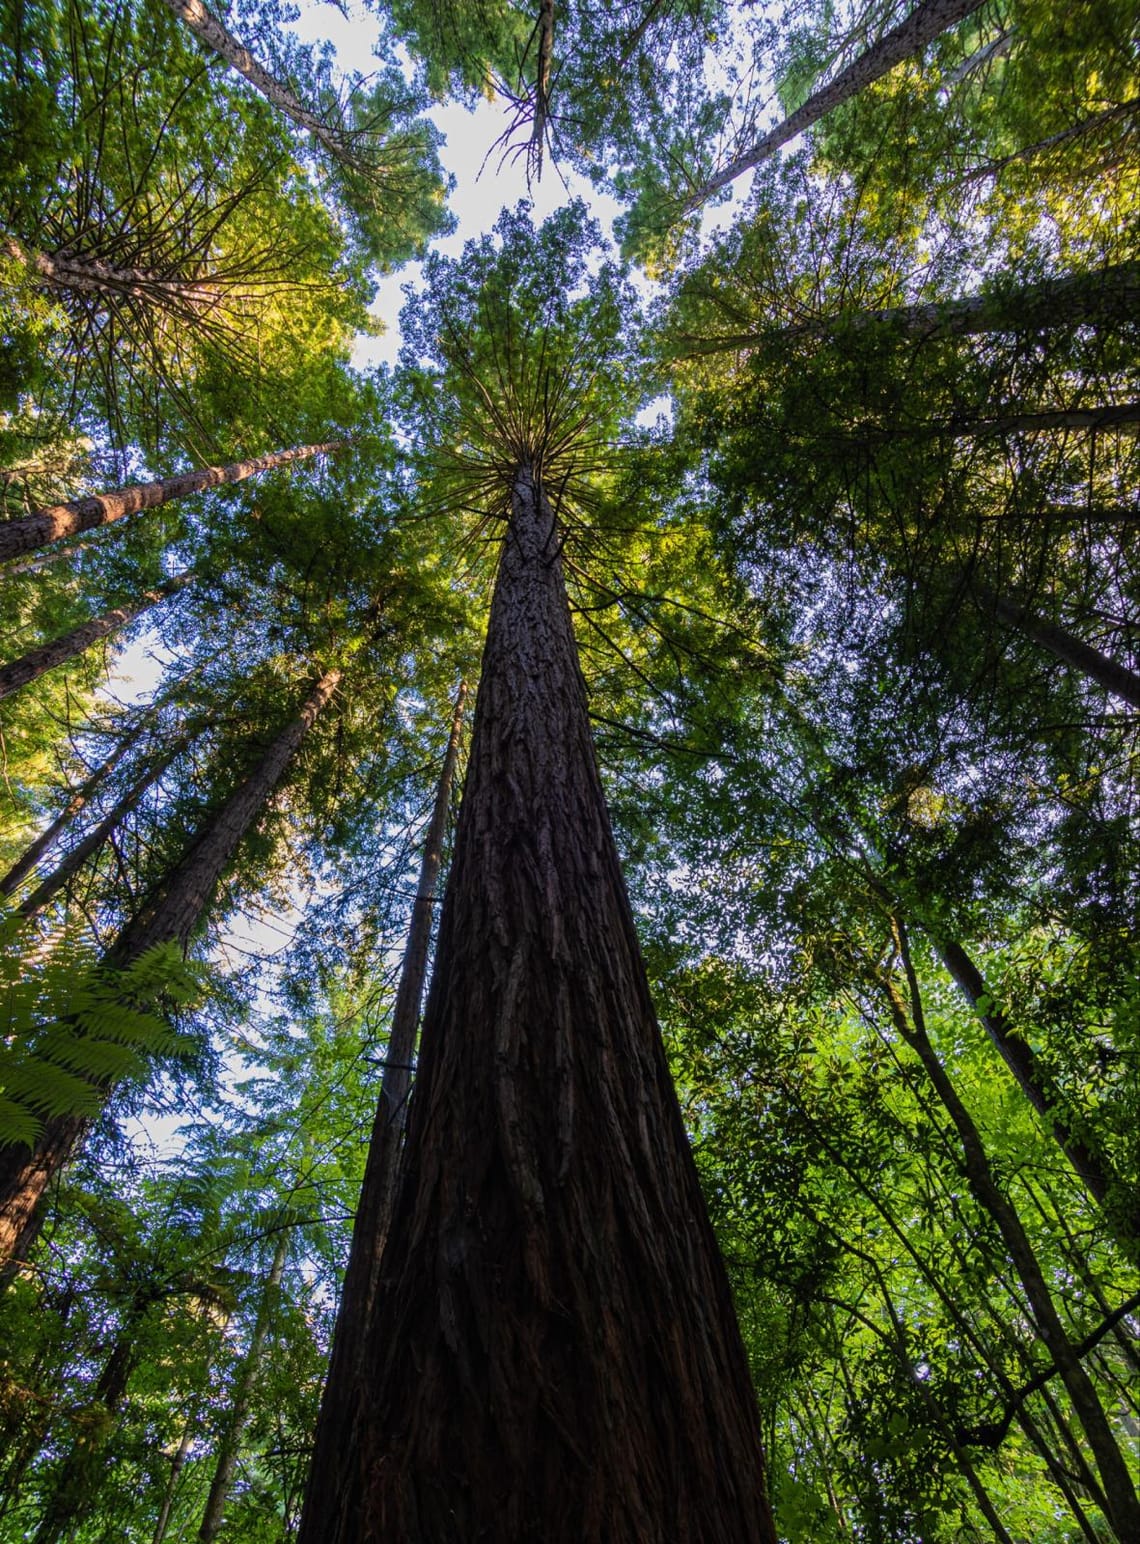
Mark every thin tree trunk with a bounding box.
[0,442,339,563]
[0,574,191,702]
[15,739,189,921]
[977,587,1140,709]
[196,1230,289,1544]
[301,467,775,1544]
[301,682,467,1535]
[0,669,341,1273]
[954,402,1140,438]
[0,725,141,896]
[32,1295,153,1544]
[959,99,1140,185]
[159,0,349,162]
[890,921,1140,1542]
[151,1419,197,1544]
[687,0,988,205]
[936,939,1134,1242]
[675,261,1140,357]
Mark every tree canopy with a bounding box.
[1,0,1137,1538]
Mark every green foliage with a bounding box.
[0,927,209,1144]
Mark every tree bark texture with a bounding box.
[32,1297,153,1544]
[308,468,774,1544]
[0,442,338,563]
[0,575,191,702]
[0,670,340,1272]
[6,241,222,313]
[159,0,347,160]
[690,0,987,203]
[678,261,1140,357]
[196,1230,289,1544]
[301,683,467,1538]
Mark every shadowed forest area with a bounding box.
[0,0,1138,1539]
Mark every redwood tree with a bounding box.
[299,205,775,1544]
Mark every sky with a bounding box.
[291,0,628,371]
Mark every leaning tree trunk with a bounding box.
[681,260,1140,358]
[196,1229,289,1544]
[0,574,192,702]
[936,938,1135,1245]
[0,441,339,563]
[688,0,988,205]
[976,586,1140,709]
[0,668,341,1274]
[0,722,142,896]
[5,240,222,313]
[159,0,349,161]
[32,1293,154,1544]
[301,682,467,1534]
[299,467,775,1544]
[15,738,191,921]
[891,922,1140,1542]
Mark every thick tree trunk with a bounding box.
[304,467,774,1544]
[853,262,1140,339]
[0,441,338,563]
[937,940,1137,1250]
[301,683,467,1536]
[196,1230,289,1544]
[891,923,1140,1542]
[0,725,141,896]
[15,739,189,921]
[0,574,191,702]
[0,669,340,1272]
[159,0,348,161]
[978,587,1140,709]
[688,0,987,204]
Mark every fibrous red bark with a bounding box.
[309,467,774,1543]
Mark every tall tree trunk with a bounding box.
[32,1295,153,1544]
[0,442,339,563]
[0,669,341,1273]
[0,574,192,702]
[677,261,1140,358]
[0,724,142,896]
[301,682,467,1535]
[15,739,190,921]
[159,0,351,162]
[849,261,1140,339]
[687,0,988,205]
[5,239,222,312]
[196,1230,289,1544]
[936,939,1133,1240]
[953,402,1140,439]
[976,586,1140,709]
[890,922,1140,1542]
[151,1420,197,1544]
[302,467,775,1544]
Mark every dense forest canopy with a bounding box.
[0,0,1137,1538]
